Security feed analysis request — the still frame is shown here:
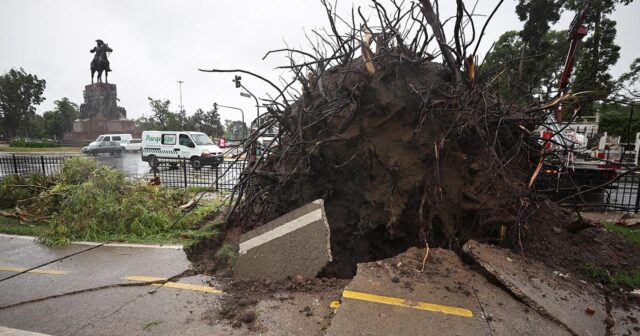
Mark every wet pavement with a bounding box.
[463,240,640,336]
[0,235,339,336]
[326,247,571,336]
[1,235,631,335]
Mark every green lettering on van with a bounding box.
[145,135,161,143]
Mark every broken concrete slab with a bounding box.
[463,240,610,336]
[234,199,331,280]
[326,247,571,336]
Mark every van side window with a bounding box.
[162,134,176,145]
[179,134,194,147]
[112,136,121,141]
[103,136,111,141]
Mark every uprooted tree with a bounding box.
[199,0,640,278]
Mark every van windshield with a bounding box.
[191,134,214,145]
[96,136,104,142]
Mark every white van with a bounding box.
[141,131,224,170]
[88,134,133,147]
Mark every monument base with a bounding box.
[63,83,138,144]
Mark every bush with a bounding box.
[57,157,98,185]
[9,138,61,148]
[34,158,194,245]
[0,173,49,208]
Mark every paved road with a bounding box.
[326,248,571,336]
[0,235,336,336]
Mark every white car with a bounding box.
[121,139,142,152]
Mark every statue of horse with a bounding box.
[90,40,112,84]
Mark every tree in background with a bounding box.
[564,0,633,113]
[137,99,225,137]
[146,98,180,131]
[42,98,79,139]
[616,58,640,101]
[224,120,248,140]
[188,108,224,137]
[482,30,567,101]
[0,68,46,138]
[515,0,563,99]
[486,0,633,112]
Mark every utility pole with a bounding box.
[177,80,184,130]
[177,80,184,112]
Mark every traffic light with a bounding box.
[234,75,242,88]
[213,102,218,112]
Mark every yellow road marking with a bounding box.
[342,290,473,317]
[0,265,66,276]
[126,276,224,294]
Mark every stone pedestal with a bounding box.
[63,83,137,144]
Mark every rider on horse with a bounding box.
[90,39,113,83]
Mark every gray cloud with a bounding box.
[1,1,637,125]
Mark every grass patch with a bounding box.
[0,157,227,246]
[10,139,61,148]
[0,214,49,237]
[216,242,237,268]
[603,220,640,243]
[0,144,81,153]
[581,262,640,288]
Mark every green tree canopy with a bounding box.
[563,0,633,112]
[0,68,46,138]
[224,119,248,140]
[187,108,224,137]
[615,58,640,101]
[481,30,567,101]
[42,98,79,139]
[137,99,225,137]
[146,98,180,130]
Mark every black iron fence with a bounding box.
[0,154,66,177]
[0,154,246,191]
[538,168,640,213]
[148,158,245,190]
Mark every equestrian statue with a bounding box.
[90,39,113,83]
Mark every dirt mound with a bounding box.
[206,1,640,285]
[227,56,537,277]
[522,200,640,283]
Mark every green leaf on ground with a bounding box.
[143,320,163,330]
[603,221,640,244]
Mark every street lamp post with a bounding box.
[177,80,184,130]
[233,76,260,127]
[214,102,245,140]
[177,80,184,111]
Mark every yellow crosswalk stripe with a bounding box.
[126,275,224,294]
[342,290,473,317]
[0,265,66,276]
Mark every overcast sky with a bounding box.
[1,0,638,126]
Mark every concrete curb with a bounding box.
[0,234,183,250]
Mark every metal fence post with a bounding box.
[635,176,640,214]
[215,165,219,191]
[12,154,18,175]
[183,159,188,189]
[41,156,46,175]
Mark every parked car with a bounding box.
[121,139,142,152]
[141,131,224,170]
[87,134,133,148]
[82,141,123,156]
